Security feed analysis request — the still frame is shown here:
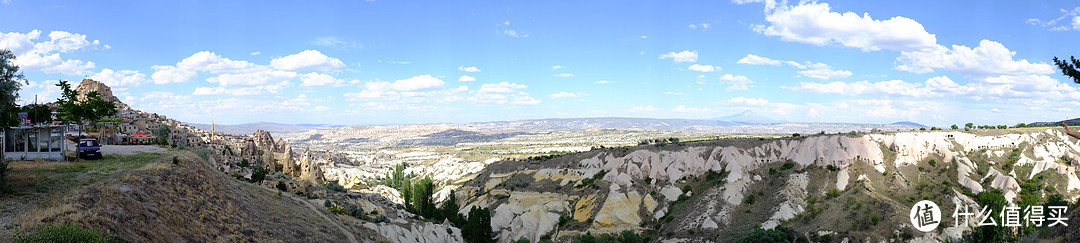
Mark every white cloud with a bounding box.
[150,65,196,84]
[663,92,683,95]
[90,68,148,87]
[478,82,527,93]
[737,54,783,66]
[510,95,541,105]
[894,40,1055,77]
[458,75,476,82]
[311,36,363,49]
[553,73,574,77]
[753,2,937,52]
[250,51,261,56]
[798,68,853,80]
[269,49,346,71]
[688,23,711,30]
[594,80,610,84]
[728,97,770,106]
[498,20,529,38]
[458,66,481,72]
[193,82,291,96]
[719,74,754,91]
[314,105,331,111]
[688,64,719,72]
[0,29,101,75]
[737,54,851,80]
[552,65,564,70]
[206,70,297,87]
[549,92,584,98]
[299,72,351,87]
[658,50,698,63]
[175,51,262,74]
[390,75,444,92]
[672,105,711,113]
[1026,7,1080,31]
[631,105,659,112]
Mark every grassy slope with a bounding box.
[1,149,386,242]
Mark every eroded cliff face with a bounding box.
[455,129,1080,242]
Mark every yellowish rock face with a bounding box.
[591,191,643,229]
[573,194,600,222]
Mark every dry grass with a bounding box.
[5,151,385,242]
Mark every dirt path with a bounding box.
[256,186,359,243]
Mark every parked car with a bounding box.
[77,138,101,160]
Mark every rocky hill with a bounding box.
[74,78,130,111]
[447,128,1080,242]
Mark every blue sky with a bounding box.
[2,0,1080,126]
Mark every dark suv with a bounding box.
[77,138,101,159]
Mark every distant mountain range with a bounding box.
[196,112,926,136]
[1028,118,1080,127]
[185,122,341,136]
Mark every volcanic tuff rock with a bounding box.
[456,129,1080,242]
[74,78,131,110]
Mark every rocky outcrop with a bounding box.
[363,221,463,243]
[75,78,131,110]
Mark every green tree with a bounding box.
[20,104,52,125]
[53,81,116,136]
[410,176,436,217]
[0,50,26,128]
[463,206,493,243]
[965,123,974,130]
[1053,56,1080,84]
[736,229,789,243]
[951,124,959,130]
[968,189,1010,242]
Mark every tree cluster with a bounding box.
[53,80,117,133]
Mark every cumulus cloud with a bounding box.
[737,54,851,80]
[367,75,442,92]
[458,66,481,72]
[90,69,148,87]
[728,96,771,106]
[549,92,583,98]
[658,50,698,63]
[458,75,476,82]
[630,105,659,112]
[0,29,101,75]
[270,50,346,71]
[719,74,755,91]
[300,72,352,87]
[736,54,782,65]
[798,69,853,80]
[150,65,197,84]
[894,40,1055,77]
[753,2,937,52]
[688,64,719,72]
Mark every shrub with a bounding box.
[826,189,840,198]
[374,214,390,223]
[768,168,777,175]
[172,156,179,165]
[239,159,248,168]
[251,167,268,183]
[737,229,789,243]
[681,184,693,193]
[781,161,795,170]
[324,199,332,208]
[325,181,346,192]
[928,159,936,166]
[276,181,287,191]
[17,224,117,243]
[826,165,839,171]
